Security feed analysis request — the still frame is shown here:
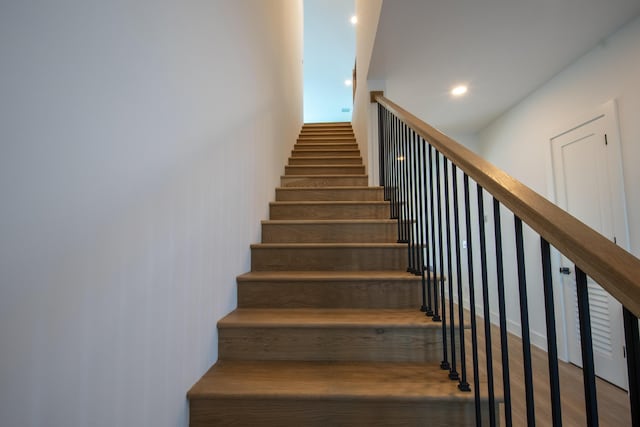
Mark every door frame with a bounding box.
[547,99,630,368]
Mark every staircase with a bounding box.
[187,122,493,426]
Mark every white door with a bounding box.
[550,102,629,389]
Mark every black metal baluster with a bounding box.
[385,111,393,204]
[391,117,399,225]
[423,142,433,316]
[575,267,599,427]
[400,123,409,245]
[411,131,421,275]
[464,174,482,426]
[477,185,496,427]
[405,127,412,251]
[429,145,438,319]
[393,117,402,234]
[540,238,562,426]
[381,108,388,200]
[515,217,535,426]
[402,124,412,251]
[402,126,412,269]
[435,151,445,331]
[406,130,415,272]
[417,137,427,312]
[386,115,393,210]
[493,198,512,427]
[623,308,640,427]
[444,159,458,380]
[377,105,385,188]
[452,166,470,392]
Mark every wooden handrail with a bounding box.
[374,94,640,318]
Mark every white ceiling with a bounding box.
[368,0,640,134]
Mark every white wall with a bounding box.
[304,0,356,123]
[477,15,640,354]
[0,1,303,426]
[352,0,383,184]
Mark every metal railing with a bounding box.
[374,94,640,427]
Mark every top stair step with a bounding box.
[303,122,351,128]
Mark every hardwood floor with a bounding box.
[453,305,631,426]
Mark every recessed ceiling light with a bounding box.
[344,79,353,86]
[350,15,358,25]
[451,85,468,97]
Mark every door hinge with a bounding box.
[605,134,608,145]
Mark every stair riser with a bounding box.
[190,399,488,427]
[251,246,406,271]
[281,176,368,187]
[285,165,365,175]
[220,326,448,362]
[275,188,383,201]
[291,150,360,157]
[298,135,355,140]
[288,157,362,165]
[262,222,396,242]
[299,130,353,135]
[269,204,390,220]
[297,137,356,142]
[294,143,359,150]
[296,129,356,139]
[238,280,421,308]
[299,131,354,136]
[296,140,356,145]
[301,126,353,130]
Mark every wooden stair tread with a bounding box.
[276,186,375,191]
[270,201,388,206]
[219,308,442,329]
[251,242,406,249]
[304,121,351,123]
[292,147,359,150]
[298,136,353,138]
[294,144,356,146]
[238,270,421,281]
[292,147,358,150]
[262,219,396,225]
[281,174,368,178]
[288,156,363,160]
[291,151,361,156]
[297,139,355,141]
[286,163,363,167]
[188,360,485,401]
